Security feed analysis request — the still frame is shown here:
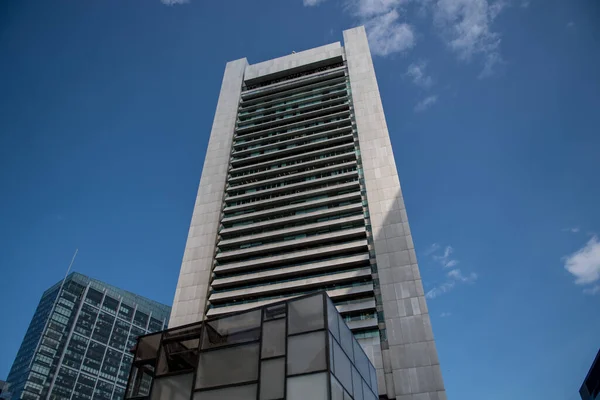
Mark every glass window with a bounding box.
[133,311,149,328]
[259,357,285,400]
[117,356,133,386]
[338,315,354,360]
[196,342,259,389]
[126,365,152,399]
[333,340,353,394]
[101,349,122,381]
[157,327,200,376]
[363,379,377,400]
[135,333,161,362]
[150,373,193,400]
[93,312,115,344]
[75,304,99,337]
[261,318,285,359]
[127,327,145,352]
[110,319,130,351]
[86,288,104,307]
[288,294,324,335]
[75,373,96,400]
[193,384,257,400]
[83,342,105,375]
[331,375,344,400]
[287,330,327,376]
[286,372,328,400]
[63,334,88,369]
[93,381,114,400]
[352,366,363,400]
[102,296,119,315]
[327,298,340,340]
[148,317,163,332]
[52,367,77,399]
[369,363,377,393]
[263,303,286,321]
[353,341,370,383]
[112,386,125,400]
[119,303,134,322]
[202,309,261,349]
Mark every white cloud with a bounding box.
[406,61,434,88]
[414,95,438,112]
[563,227,580,233]
[563,235,600,286]
[348,0,407,17]
[432,0,505,77]
[440,312,452,317]
[365,10,415,56]
[161,0,189,4]
[432,245,457,267]
[426,281,456,299]
[425,243,441,255]
[426,244,477,299]
[304,0,327,6]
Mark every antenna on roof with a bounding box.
[292,51,296,54]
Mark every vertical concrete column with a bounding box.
[343,27,446,400]
[169,58,248,328]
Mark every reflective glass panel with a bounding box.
[352,366,363,400]
[202,310,261,349]
[331,375,344,400]
[261,319,285,359]
[193,384,257,400]
[327,298,340,340]
[288,295,324,335]
[286,372,328,400]
[333,339,353,394]
[353,341,370,382]
[196,342,259,389]
[287,330,326,375]
[135,333,161,362]
[150,373,193,400]
[259,358,285,400]
[338,315,354,360]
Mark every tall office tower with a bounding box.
[6,272,170,400]
[580,349,600,400]
[170,26,445,399]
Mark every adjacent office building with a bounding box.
[580,349,600,400]
[169,26,445,400]
[6,272,170,400]
[0,380,12,400]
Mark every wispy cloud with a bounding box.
[425,242,441,256]
[414,95,439,112]
[406,61,434,88]
[440,312,452,317]
[364,10,415,56]
[584,285,600,295]
[161,0,189,5]
[566,21,575,28]
[563,227,580,233]
[303,0,327,6]
[426,244,477,299]
[432,0,505,78]
[563,235,600,294]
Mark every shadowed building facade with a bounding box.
[169,26,446,400]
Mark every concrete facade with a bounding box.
[169,26,445,399]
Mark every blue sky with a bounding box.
[1,0,599,398]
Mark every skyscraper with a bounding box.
[6,272,170,400]
[170,26,445,400]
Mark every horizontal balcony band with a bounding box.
[234,116,351,151]
[214,227,367,262]
[346,318,378,331]
[336,299,377,314]
[230,135,354,169]
[228,151,356,185]
[229,141,355,175]
[239,76,347,108]
[241,66,346,100]
[239,88,348,121]
[232,125,352,160]
[222,191,362,224]
[211,254,371,289]
[220,203,363,237]
[213,239,369,275]
[208,268,373,303]
[218,214,365,248]
[225,170,358,203]
[234,111,350,144]
[237,96,349,129]
[223,180,360,213]
[236,103,350,135]
[205,283,374,317]
[227,160,357,194]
